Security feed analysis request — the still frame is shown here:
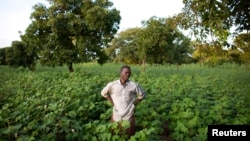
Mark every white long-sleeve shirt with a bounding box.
[101,80,146,121]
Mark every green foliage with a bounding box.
[107,17,192,66]
[106,28,142,64]
[0,63,249,141]
[4,41,37,71]
[227,0,250,32]
[165,0,250,67]
[23,0,121,72]
[0,47,7,65]
[191,41,246,67]
[138,17,191,65]
[179,0,250,48]
[233,33,250,64]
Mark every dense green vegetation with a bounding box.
[1,0,250,72]
[0,1,249,140]
[1,63,249,141]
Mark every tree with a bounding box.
[227,0,250,32]
[0,48,7,65]
[5,41,37,70]
[106,28,142,64]
[24,0,120,72]
[137,17,191,70]
[179,0,250,45]
[192,42,228,67]
[178,0,230,44]
[228,48,242,64]
[192,42,210,64]
[233,33,250,64]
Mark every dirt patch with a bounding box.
[159,121,172,141]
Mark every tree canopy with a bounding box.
[233,33,250,64]
[106,28,142,64]
[178,0,250,46]
[137,17,191,66]
[1,0,249,70]
[4,41,37,70]
[107,17,192,70]
[23,0,120,72]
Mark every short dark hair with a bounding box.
[120,65,131,73]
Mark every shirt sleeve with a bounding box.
[101,82,111,98]
[135,83,146,99]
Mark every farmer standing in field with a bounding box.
[101,65,146,136]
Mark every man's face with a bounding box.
[120,68,131,81]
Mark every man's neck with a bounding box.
[120,79,128,85]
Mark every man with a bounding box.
[101,65,146,136]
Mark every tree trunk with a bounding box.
[142,59,146,72]
[68,62,74,73]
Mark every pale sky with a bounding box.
[0,0,184,48]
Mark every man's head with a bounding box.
[120,65,131,81]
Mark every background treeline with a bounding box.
[0,0,249,72]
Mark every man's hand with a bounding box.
[134,98,142,106]
[105,96,114,106]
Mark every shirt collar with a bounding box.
[117,80,130,86]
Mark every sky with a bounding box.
[0,0,184,48]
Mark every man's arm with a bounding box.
[134,83,146,105]
[134,98,142,105]
[105,96,114,106]
[101,83,114,106]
